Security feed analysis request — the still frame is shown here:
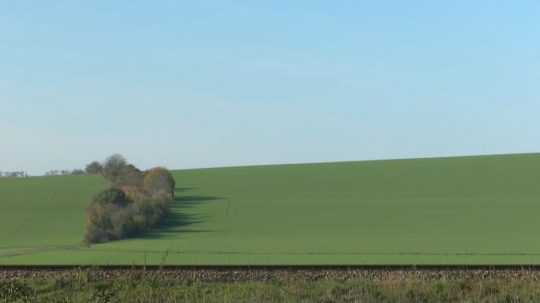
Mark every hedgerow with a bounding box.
[84,155,175,244]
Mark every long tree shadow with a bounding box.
[141,188,223,240]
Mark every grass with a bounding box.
[4,271,540,302]
[1,153,540,265]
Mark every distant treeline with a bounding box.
[0,171,28,178]
[2,169,94,178]
[84,154,176,244]
[45,169,86,176]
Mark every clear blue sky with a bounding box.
[1,1,539,174]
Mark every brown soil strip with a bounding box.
[2,266,540,282]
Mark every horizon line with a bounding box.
[173,151,540,172]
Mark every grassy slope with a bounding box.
[1,154,540,265]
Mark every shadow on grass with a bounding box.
[175,187,197,193]
[141,188,223,240]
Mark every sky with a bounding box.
[1,1,539,175]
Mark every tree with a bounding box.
[114,164,144,188]
[143,167,176,199]
[85,161,103,175]
[102,154,128,184]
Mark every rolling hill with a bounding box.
[1,153,540,265]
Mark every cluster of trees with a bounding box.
[84,155,176,244]
[0,171,28,178]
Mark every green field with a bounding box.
[2,154,540,265]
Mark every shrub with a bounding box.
[85,188,172,244]
[85,196,171,244]
[132,198,170,228]
[84,188,130,243]
[84,222,110,244]
[109,207,138,239]
[85,203,120,243]
[92,188,128,207]
[120,185,148,203]
[143,167,176,199]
